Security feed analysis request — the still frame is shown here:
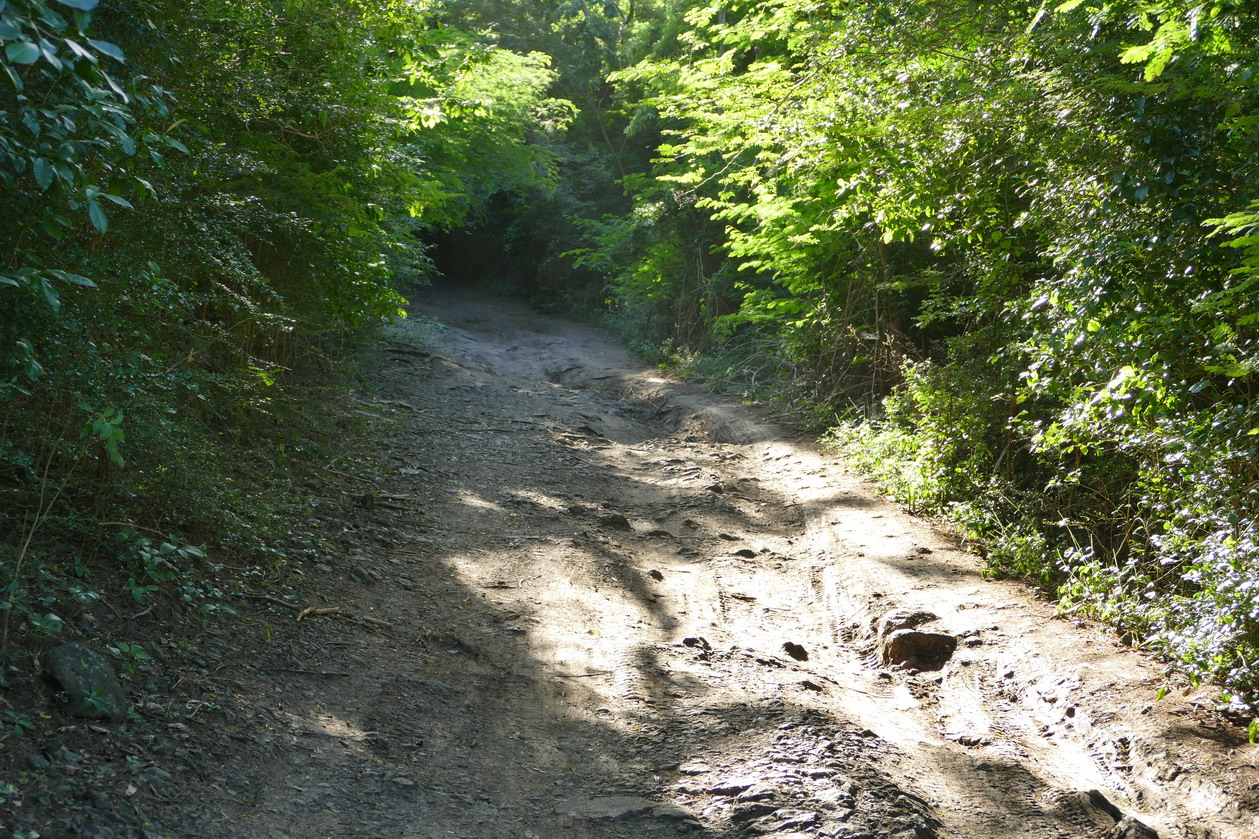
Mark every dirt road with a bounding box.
[64,285,1259,838]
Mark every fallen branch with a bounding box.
[296,605,393,629]
[319,465,376,485]
[242,593,394,630]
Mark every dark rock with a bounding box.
[1109,816,1159,838]
[879,630,957,671]
[782,642,808,661]
[754,809,819,832]
[708,777,759,796]
[682,636,712,651]
[598,513,633,531]
[41,644,128,722]
[1080,789,1123,822]
[732,548,757,558]
[420,680,456,698]
[137,767,172,786]
[736,783,776,802]
[732,801,779,823]
[556,796,688,821]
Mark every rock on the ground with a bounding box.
[41,643,128,721]
[1109,816,1160,838]
[875,615,957,671]
[557,795,695,823]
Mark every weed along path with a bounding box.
[136,285,1259,837]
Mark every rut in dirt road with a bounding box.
[171,285,1259,839]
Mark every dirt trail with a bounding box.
[128,285,1259,837]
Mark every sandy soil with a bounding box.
[10,283,1259,839]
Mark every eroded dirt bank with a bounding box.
[10,284,1259,838]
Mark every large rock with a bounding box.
[876,611,956,671]
[42,643,128,721]
[879,630,957,670]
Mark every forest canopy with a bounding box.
[3,0,1259,705]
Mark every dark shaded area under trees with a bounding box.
[4,0,1259,717]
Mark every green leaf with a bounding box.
[63,38,94,61]
[101,193,132,209]
[37,39,61,70]
[39,278,61,310]
[87,38,124,62]
[49,270,95,287]
[53,0,99,9]
[88,200,107,232]
[32,158,53,190]
[5,41,40,64]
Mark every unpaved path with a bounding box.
[142,285,1259,837]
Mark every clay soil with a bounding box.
[6,283,1259,839]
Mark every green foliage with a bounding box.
[0,0,574,647]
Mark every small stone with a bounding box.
[54,746,81,763]
[736,783,776,801]
[648,569,665,581]
[420,680,455,698]
[81,826,118,839]
[41,643,129,722]
[651,802,698,822]
[598,513,633,531]
[350,566,376,584]
[27,753,51,771]
[1109,816,1160,839]
[556,795,653,820]
[732,801,778,823]
[314,563,334,573]
[678,761,711,776]
[140,767,173,787]
[732,548,757,558]
[782,642,808,661]
[708,777,759,796]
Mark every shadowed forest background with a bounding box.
[3,0,1259,712]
